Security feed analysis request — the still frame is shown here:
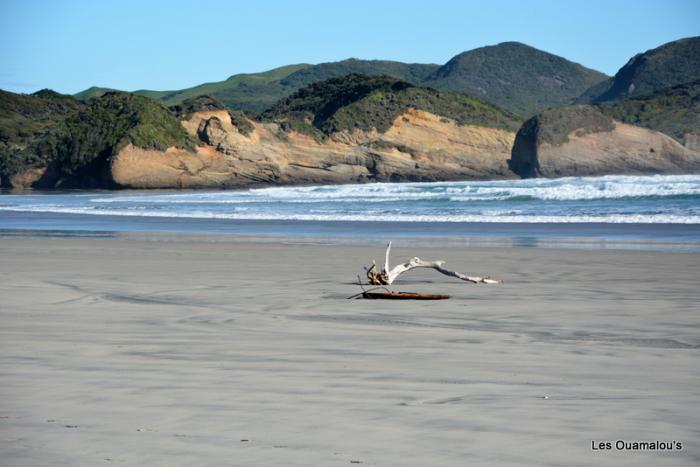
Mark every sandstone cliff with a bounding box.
[110,108,516,189]
[2,78,523,189]
[509,105,700,178]
[4,71,699,190]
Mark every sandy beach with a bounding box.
[1,236,698,466]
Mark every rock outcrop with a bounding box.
[509,106,700,178]
[110,108,516,188]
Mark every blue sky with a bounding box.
[1,0,698,95]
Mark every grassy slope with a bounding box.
[73,86,120,101]
[76,61,441,113]
[134,64,310,108]
[73,65,310,111]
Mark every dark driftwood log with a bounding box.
[362,291,450,300]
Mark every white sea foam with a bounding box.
[86,174,700,204]
[3,175,699,225]
[1,205,698,224]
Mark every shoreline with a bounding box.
[2,210,700,252]
[2,229,700,254]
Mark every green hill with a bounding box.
[73,64,310,112]
[133,64,311,111]
[578,36,700,104]
[260,74,521,138]
[422,42,608,117]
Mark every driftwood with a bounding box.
[364,242,501,286]
[362,291,450,300]
[346,277,451,300]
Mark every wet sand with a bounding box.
[1,237,698,466]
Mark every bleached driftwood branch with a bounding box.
[364,242,501,286]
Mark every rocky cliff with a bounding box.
[509,105,700,178]
[4,68,700,189]
[110,107,516,188]
[3,77,521,189]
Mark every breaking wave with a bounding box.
[1,174,699,224]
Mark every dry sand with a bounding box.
[0,237,698,466]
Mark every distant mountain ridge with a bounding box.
[73,42,609,116]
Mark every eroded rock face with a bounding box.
[110,109,518,189]
[111,145,232,189]
[109,104,700,189]
[509,106,700,178]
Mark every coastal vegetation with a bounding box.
[1,91,194,186]
[512,105,614,147]
[598,80,700,142]
[0,89,80,180]
[260,74,522,137]
[509,82,700,179]
[512,78,700,157]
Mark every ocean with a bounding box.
[2,174,700,250]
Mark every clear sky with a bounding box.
[1,0,698,95]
